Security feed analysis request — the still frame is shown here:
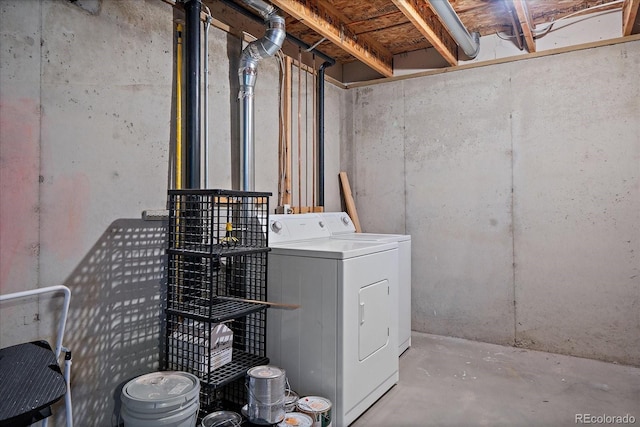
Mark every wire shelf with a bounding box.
[168,189,270,255]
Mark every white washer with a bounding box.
[318,212,412,356]
[267,214,399,427]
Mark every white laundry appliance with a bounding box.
[318,212,412,356]
[266,214,399,426]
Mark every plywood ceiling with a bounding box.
[207,0,640,77]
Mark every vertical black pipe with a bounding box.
[316,61,333,207]
[185,0,201,189]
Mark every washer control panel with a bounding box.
[318,212,356,235]
[268,213,330,244]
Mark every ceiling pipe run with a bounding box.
[238,0,286,191]
[184,0,201,189]
[428,0,480,59]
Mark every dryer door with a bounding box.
[359,280,390,360]
[340,247,399,426]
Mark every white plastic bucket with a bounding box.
[121,371,200,427]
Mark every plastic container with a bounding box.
[121,371,200,427]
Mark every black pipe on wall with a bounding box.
[316,61,333,207]
[185,0,201,189]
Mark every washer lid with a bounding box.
[270,239,397,259]
[330,233,411,243]
[122,371,200,411]
[318,212,410,241]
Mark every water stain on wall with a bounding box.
[0,98,40,293]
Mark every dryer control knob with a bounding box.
[341,216,350,225]
[319,221,325,228]
[271,221,283,233]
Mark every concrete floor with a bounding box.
[351,332,640,427]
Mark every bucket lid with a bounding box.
[278,412,314,427]
[247,365,285,379]
[297,396,331,413]
[122,371,200,413]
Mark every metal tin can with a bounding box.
[284,390,299,412]
[246,365,286,425]
[296,396,332,427]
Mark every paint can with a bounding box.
[246,365,286,425]
[284,389,299,412]
[200,410,242,427]
[277,412,314,427]
[296,396,332,427]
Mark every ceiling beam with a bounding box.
[513,0,536,52]
[269,0,394,77]
[623,0,640,36]
[391,0,458,66]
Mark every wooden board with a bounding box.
[338,171,362,233]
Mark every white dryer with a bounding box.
[266,214,399,426]
[318,212,412,355]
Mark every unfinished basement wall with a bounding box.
[349,39,640,366]
[0,1,344,425]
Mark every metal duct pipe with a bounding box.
[316,61,333,207]
[219,0,335,65]
[238,0,286,191]
[428,0,480,59]
[185,0,201,189]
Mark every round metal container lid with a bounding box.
[297,396,332,413]
[201,410,242,427]
[278,412,314,427]
[122,371,200,412]
[247,365,285,379]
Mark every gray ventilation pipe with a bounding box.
[428,0,480,59]
[238,0,285,191]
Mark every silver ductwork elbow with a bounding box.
[238,0,285,191]
[428,0,480,59]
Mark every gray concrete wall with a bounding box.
[0,1,344,425]
[350,40,640,366]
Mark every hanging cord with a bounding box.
[532,0,623,38]
[276,50,287,207]
[305,57,309,210]
[312,54,316,209]
[202,4,212,188]
[297,48,302,213]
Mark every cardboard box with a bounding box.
[170,320,233,374]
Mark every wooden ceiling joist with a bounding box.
[513,0,536,52]
[391,0,458,66]
[269,0,394,77]
[623,0,640,36]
